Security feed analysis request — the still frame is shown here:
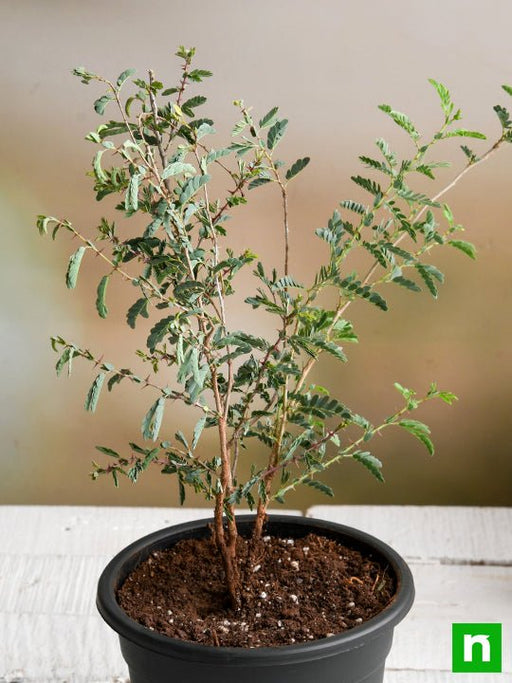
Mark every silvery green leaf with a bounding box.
[96,275,109,318]
[161,162,197,179]
[66,247,86,289]
[116,68,136,87]
[85,373,106,413]
[142,397,165,441]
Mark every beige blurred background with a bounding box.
[1,0,511,510]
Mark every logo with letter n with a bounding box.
[452,623,502,673]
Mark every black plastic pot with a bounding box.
[97,514,414,683]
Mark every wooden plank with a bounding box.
[0,506,301,557]
[386,674,503,682]
[1,506,511,680]
[1,554,106,616]
[0,614,127,682]
[0,506,218,557]
[2,554,511,675]
[389,563,512,673]
[307,505,512,563]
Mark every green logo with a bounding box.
[452,623,502,673]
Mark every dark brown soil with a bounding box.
[117,532,395,648]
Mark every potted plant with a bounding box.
[37,47,511,682]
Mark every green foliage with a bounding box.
[267,118,288,150]
[39,50,509,523]
[85,373,106,412]
[142,397,165,441]
[66,247,86,289]
[398,419,434,455]
[286,157,310,180]
[96,275,109,318]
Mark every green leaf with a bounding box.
[378,104,419,140]
[174,280,205,303]
[396,187,439,207]
[179,174,210,204]
[248,177,272,190]
[127,297,149,329]
[161,162,196,179]
[398,419,434,455]
[415,164,435,180]
[142,397,165,441]
[351,175,382,197]
[181,95,207,117]
[231,119,247,136]
[438,390,458,405]
[362,242,388,268]
[304,479,334,497]
[116,68,136,87]
[72,66,96,84]
[55,346,74,377]
[188,68,213,82]
[175,430,189,450]
[375,138,397,167]
[309,338,347,362]
[37,215,52,236]
[394,382,415,400]
[93,150,108,181]
[94,95,112,116]
[66,246,87,289]
[442,203,454,224]
[449,239,477,260]
[340,200,368,215]
[259,106,279,128]
[332,319,358,343]
[195,122,216,140]
[95,445,120,458]
[352,451,384,482]
[392,275,421,292]
[444,129,486,140]
[502,84,512,97]
[428,79,453,116]
[192,415,207,449]
[460,145,478,164]
[267,119,288,150]
[125,172,141,211]
[85,373,106,412]
[272,275,304,290]
[96,275,109,318]
[415,263,443,298]
[206,148,232,164]
[147,316,173,352]
[285,157,310,180]
[494,105,511,129]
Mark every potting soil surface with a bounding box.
[117,532,395,647]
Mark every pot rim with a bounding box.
[97,514,414,665]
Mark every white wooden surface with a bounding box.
[0,505,510,682]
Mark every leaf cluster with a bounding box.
[39,54,510,513]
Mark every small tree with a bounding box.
[38,47,511,606]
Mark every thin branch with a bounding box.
[148,70,172,195]
[359,136,505,290]
[294,136,506,396]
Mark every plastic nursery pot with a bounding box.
[97,514,414,683]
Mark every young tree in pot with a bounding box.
[38,46,510,643]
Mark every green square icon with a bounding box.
[452,623,502,673]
